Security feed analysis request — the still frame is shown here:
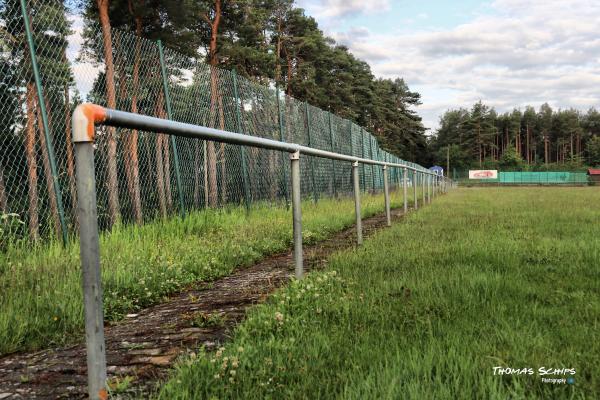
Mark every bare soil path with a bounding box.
[0,207,410,399]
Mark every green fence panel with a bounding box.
[499,172,588,184]
[0,1,432,246]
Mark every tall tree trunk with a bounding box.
[544,133,549,164]
[203,141,209,206]
[526,124,530,164]
[35,96,61,238]
[123,6,143,223]
[274,12,283,85]
[218,93,226,204]
[25,84,39,240]
[203,0,222,207]
[570,134,574,158]
[97,0,121,226]
[285,52,293,95]
[207,90,218,206]
[194,142,200,207]
[478,125,482,167]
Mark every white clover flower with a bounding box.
[275,312,284,323]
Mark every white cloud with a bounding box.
[67,14,100,99]
[316,0,600,130]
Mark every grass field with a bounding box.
[158,187,600,399]
[0,191,417,355]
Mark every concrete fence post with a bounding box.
[352,161,363,244]
[290,151,303,279]
[383,165,391,226]
[422,172,426,205]
[413,170,418,210]
[290,151,304,279]
[428,174,432,204]
[403,167,408,214]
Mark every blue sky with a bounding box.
[299,0,492,32]
[296,0,600,130]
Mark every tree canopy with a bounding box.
[79,0,428,163]
[430,102,600,172]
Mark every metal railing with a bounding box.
[72,103,452,399]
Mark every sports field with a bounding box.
[158,188,600,399]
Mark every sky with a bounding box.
[295,0,600,131]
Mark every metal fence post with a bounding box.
[157,40,186,217]
[72,105,107,400]
[383,165,391,226]
[352,161,363,245]
[328,112,337,198]
[276,86,289,208]
[20,0,68,243]
[403,167,408,214]
[304,103,318,204]
[290,151,303,279]
[413,169,418,210]
[231,69,252,211]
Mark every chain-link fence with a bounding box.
[0,0,426,247]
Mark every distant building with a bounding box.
[429,166,444,176]
[587,168,600,183]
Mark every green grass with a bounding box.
[0,190,416,355]
[158,187,600,399]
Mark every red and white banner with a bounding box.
[469,170,498,179]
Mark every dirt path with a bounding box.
[0,207,411,399]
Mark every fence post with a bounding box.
[352,161,363,245]
[403,167,408,214]
[328,112,337,198]
[20,0,68,244]
[422,171,426,204]
[275,86,289,208]
[383,165,391,226]
[157,40,186,217]
[72,106,106,400]
[231,69,252,211]
[428,174,432,203]
[413,169,418,210]
[304,103,318,204]
[290,150,303,279]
